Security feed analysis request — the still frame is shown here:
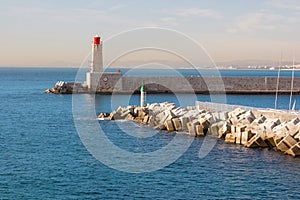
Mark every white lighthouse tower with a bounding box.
[86,35,103,90]
[91,35,103,72]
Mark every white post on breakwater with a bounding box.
[140,80,146,107]
[289,56,295,111]
[274,53,282,110]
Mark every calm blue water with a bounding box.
[1,67,300,199]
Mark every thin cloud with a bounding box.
[175,8,222,19]
[227,11,283,33]
[160,17,179,26]
[267,0,300,11]
[162,8,222,19]
[159,7,222,27]
[5,5,49,16]
[109,3,126,11]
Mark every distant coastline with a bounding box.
[1,66,299,71]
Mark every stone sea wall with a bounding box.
[100,102,300,157]
[94,75,300,94]
[46,74,300,94]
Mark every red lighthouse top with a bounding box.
[93,35,101,45]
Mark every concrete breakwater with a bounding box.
[100,102,300,157]
[46,75,300,94]
[45,81,88,94]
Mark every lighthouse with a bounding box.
[86,35,104,90]
[91,35,103,73]
[86,34,122,92]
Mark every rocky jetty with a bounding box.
[100,102,300,157]
[44,81,88,94]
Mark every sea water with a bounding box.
[1,68,300,199]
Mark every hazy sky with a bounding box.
[0,0,299,67]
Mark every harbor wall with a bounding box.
[93,74,300,94]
